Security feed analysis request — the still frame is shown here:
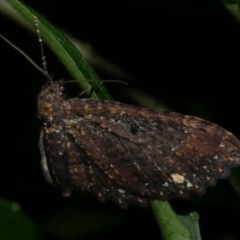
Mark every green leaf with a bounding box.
[6,0,112,100]
[178,212,201,240]
[223,0,240,21]
[0,198,44,240]
[150,200,191,240]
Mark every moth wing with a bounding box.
[62,98,240,208]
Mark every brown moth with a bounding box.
[37,80,240,208]
[1,18,240,209]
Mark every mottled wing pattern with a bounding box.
[38,81,240,208]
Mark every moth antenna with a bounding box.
[87,79,128,85]
[34,16,50,79]
[65,79,128,85]
[0,33,52,81]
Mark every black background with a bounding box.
[0,0,240,239]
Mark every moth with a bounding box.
[37,81,240,208]
[1,20,240,209]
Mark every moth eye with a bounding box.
[59,85,65,92]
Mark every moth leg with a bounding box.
[39,130,54,185]
[78,86,92,97]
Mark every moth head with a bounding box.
[37,80,67,117]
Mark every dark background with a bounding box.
[0,0,240,239]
